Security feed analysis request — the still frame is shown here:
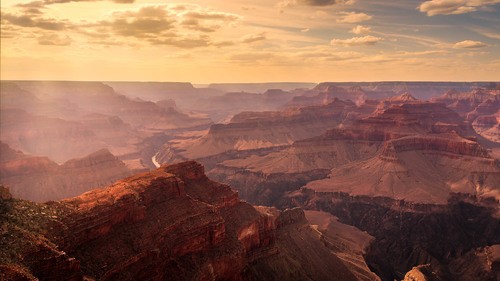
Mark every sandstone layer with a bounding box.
[0,161,368,281]
[209,101,497,205]
[156,98,356,162]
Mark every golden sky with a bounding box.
[1,0,499,83]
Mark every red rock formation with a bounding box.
[1,161,362,281]
[209,102,499,205]
[474,112,500,143]
[431,86,500,146]
[157,98,356,162]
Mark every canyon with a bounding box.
[1,80,499,281]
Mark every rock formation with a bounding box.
[1,81,214,169]
[209,101,497,205]
[0,161,367,281]
[285,84,395,107]
[431,86,500,145]
[312,81,492,100]
[156,98,356,163]
[0,142,133,202]
[283,191,500,281]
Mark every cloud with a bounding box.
[17,0,134,9]
[296,50,362,60]
[230,52,278,61]
[453,40,488,48]
[149,36,211,48]
[278,0,349,8]
[349,25,371,34]
[103,6,175,38]
[2,3,247,49]
[1,12,68,30]
[180,11,240,21]
[180,10,240,32]
[298,0,345,5]
[330,35,382,46]
[241,32,266,43]
[37,33,72,46]
[337,12,372,23]
[418,0,500,16]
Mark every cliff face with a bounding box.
[304,133,500,204]
[282,190,500,281]
[157,98,356,161]
[209,101,496,205]
[0,143,133,202]
[1,161,363,281]
[431,86,500,145]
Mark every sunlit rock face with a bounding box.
[0,161,365,281]
[209,101,499,206]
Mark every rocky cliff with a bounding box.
[209,101,494,205]
[431,86,500,146]
[156,98,356,162]
[282,190,500,281]
[0,143,133,202]
[0,161,367,281]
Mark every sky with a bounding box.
[1,0,499,83]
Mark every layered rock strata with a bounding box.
[0,161,364,281]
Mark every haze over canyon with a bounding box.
[1,80,500,281]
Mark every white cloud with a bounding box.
[336,12,372,23]
[349,25,371,34]
[453,40,488,48]
[330,35,382,46]
[418,0,500,16]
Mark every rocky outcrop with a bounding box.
[304,210,380,281]
[0,185,12,200]
[431,86,500,146]
[0,143,133,202]
[209,101,495,205]
[431,87,499,116]
[313,81,492,100]
[292,84,395,106]
[283,190,500,281]
[157,98,356,162]
[1,161,364,281]
[473,111,500,143]
[0,193,84,281]
[402,264,442,281]
[304,134,500,204]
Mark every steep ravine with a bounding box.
[281,190,500,281]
